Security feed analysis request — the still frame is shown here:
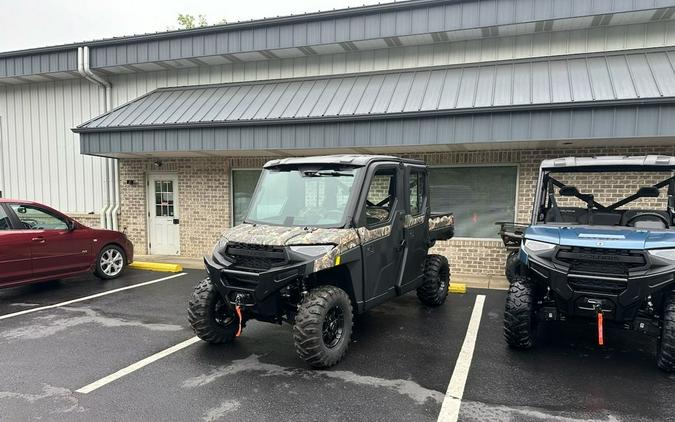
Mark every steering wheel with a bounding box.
[21,219,40,229]
[625,213,670,228]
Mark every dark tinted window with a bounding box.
[10,204,68,230]
[409,170,426,215]
[0,207,10,230]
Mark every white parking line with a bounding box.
[0,273,187,321]
[76,336,200,394]
[437,294,486,422]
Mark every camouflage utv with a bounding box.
[187,155,454,368]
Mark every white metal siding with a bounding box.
[0,79,106,213]
[109,20,675,106]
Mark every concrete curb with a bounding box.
[129,261,184,273]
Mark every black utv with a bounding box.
[188,155,454,368]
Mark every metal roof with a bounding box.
[78,103,675,158]
[74,50,675,133]
[541,155,675,169]
[264,154,423,168]
[3,0,675,81]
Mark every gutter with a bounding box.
[77,46,118,230]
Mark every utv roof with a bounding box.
[264,154,423,168]
[541,155,675,171]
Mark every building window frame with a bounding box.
[428,163,520,241]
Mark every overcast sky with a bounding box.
[0,0,382,53]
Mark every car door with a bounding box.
[357,163,405,309]
[8,203,92,279]
[398,165,431,293]
[0,204,34,285]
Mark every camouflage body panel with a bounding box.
[404,214,425,228]
[219,223,394,274]
[356,225,391,243]
[429,214,454,231]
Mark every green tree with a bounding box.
[176,14,225,29]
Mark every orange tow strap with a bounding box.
[597,311,604,346]
[235,305,243,337]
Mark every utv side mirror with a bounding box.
[637,187,660,198]
[559,186,579,197]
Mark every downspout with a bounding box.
[77,47,110,229]
[79,46,119,230]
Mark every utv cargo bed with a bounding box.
[429,212,455,241]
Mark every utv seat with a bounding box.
[620,210,672,229]
[545,207,586,223]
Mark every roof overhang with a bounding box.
[2,0,675,84]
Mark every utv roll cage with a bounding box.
[532,156,675,226]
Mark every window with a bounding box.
[429,166,517,238]
[154,181,175,217]
[0,207,10,230]
[232,169,262,226]
[246,167,360,227]
[10,204,68,230]
[365,169,397,226]
[409,170,426,215]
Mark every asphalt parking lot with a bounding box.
[0,269,673,422]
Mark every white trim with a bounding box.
[428,163,520,240]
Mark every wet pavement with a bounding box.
[0,269,672,421]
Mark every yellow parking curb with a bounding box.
[129,261,183,273]
[448,283,467,294]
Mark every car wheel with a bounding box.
[188,277,240,344]
[416,254,450,306]
[656,291,675,372]
[95,245,126,279]
[504,274,538,349]
[293,285,353,368]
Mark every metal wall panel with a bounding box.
[0,80,106,212]
[80,104,675,155]
[83,1,675,69]
[0,50,78,79]
[68,19,666,98]
[79,50,675,131]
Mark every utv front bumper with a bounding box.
[525,248,675,322]
[204,256,312,320]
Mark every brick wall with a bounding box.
[118,144,675,276]
[70,213,101,228]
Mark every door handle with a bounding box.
[31,237,45,243]
[173,219,180,225]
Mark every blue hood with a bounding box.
[525,225,675,250]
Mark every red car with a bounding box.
[0,199,133,288]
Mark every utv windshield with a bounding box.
[244,166,362,228]
[538,169,675,228]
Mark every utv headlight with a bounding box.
[648,248,675,262]
[289,245,335,257]
[523,239,556,254]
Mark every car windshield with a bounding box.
[244,166,362,228]
[540,169,675,227]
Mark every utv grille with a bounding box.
[556,247,646,276]
[225,242,288,271]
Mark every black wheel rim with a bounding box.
[437,266,449,296]
[322,305,345,348]
[214,299,235,327]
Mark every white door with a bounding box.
[147,174,180,255]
